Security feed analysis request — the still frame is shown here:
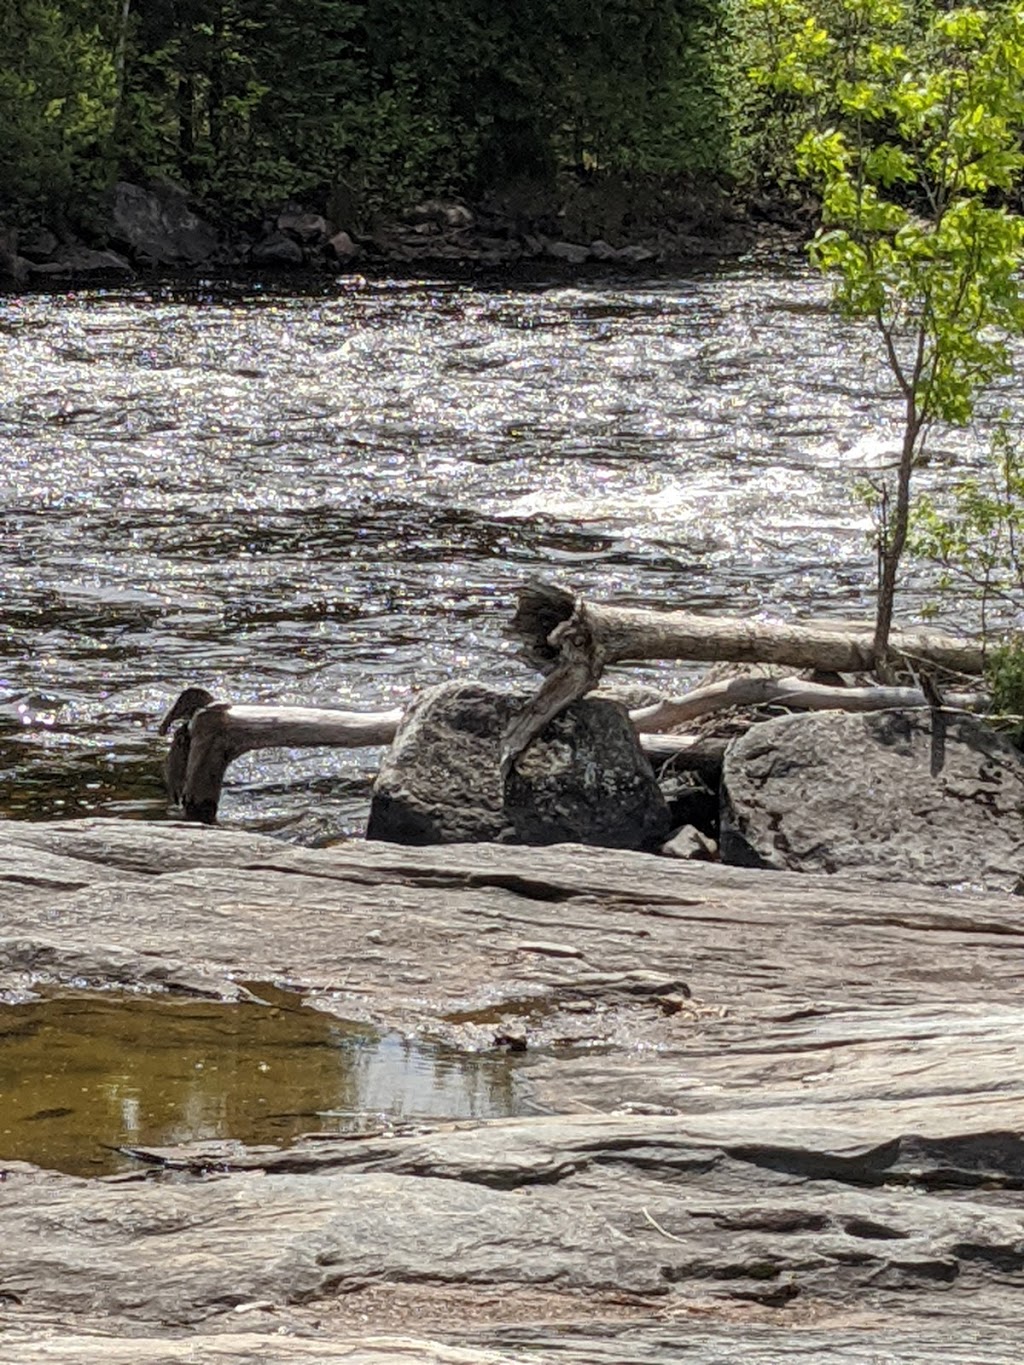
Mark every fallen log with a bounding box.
[503,581,986,770]
[158,686,724,824]
[159,692,402,824]
[630,676,986,732]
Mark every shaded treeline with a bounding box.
[0,0,740,228]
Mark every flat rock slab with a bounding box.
[3,819,1024,1359]
[720,709,1024,892]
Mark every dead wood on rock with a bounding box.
[159,692,402,823]
[504,581,986,769]
[630,676,986,732]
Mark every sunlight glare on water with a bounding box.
[0,264,998,833]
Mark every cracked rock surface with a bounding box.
[2,819,1024,1361]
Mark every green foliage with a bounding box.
[749,0,1024,666]
[2,0,742,227]
[985,635,1024,727]
[910,422,1024,637]
[0,1,119,218]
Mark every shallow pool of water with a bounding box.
[0,988,528,1177]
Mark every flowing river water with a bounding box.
[0,261,1001,839]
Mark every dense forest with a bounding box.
[1,0,742,232]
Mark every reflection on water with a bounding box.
[0,267,1005,834]
[0,989,526,1177]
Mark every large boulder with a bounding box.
[110,180,218,266]
[720,709,1024,892]
[367,681,670,849]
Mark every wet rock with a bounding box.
[720,709,1024,891]
[250,231,305,266]
[29,247,134,279]
[367,681,669,849]
[589,238,621,261]
[110,180,217,266]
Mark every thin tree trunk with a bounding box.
[874,406,922,676]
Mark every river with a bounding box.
[0,262,997,837]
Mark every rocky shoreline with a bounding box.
[0,178,801,287]
[2,818,1023,1362]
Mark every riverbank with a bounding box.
[0,177,806,285]
[1,818,1021,1361]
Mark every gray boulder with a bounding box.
[250,231,304,266]
[367,681,670,849]
[111,180,217,265]
[720,709,1024,892]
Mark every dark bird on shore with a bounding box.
[159,687,215,805]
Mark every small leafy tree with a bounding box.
[750,0,1024,673]
[910,422,1024,638]
[910,421,1024,715]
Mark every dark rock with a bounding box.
[29,247,133,279]
[277,211,329,245]
[250,231,305,266]
[506,699,672,850]
[110,180,217,266]
[367,681,670,849]
[720,709,1024,891]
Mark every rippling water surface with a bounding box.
[0,264,997,835]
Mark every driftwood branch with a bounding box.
[512,582,985,676]
[159,579,988,820]
[504,582,986,770]
[159,692,401,824]
[637,732,728,777]
[630,677,986,732]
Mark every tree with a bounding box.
[0,1,118,218]
[750,0,1024,673]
